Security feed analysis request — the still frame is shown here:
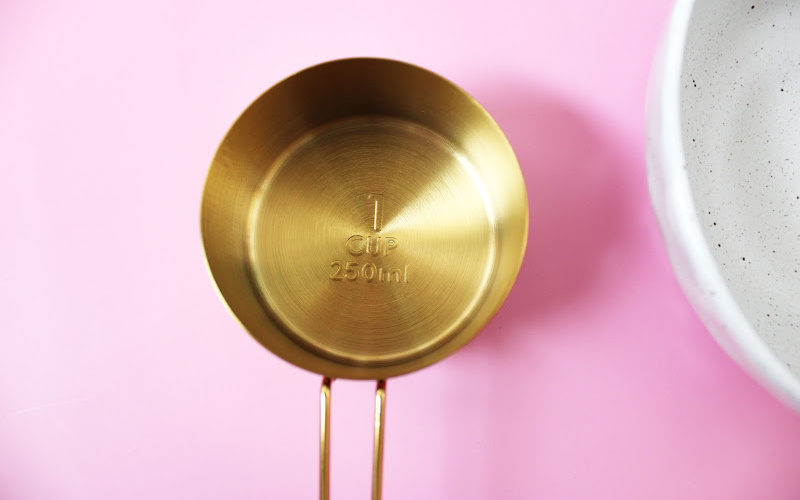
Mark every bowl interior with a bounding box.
[681,1,800,375]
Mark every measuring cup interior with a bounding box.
[201,58,528,379]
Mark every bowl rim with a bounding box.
[647,0,800,408]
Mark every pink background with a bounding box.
[2,0,800,498]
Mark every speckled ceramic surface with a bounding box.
[648,0,800,408]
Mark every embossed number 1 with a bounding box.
[368,192,384,231]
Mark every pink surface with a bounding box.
[2,0,800,498]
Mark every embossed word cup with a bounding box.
[201,58,528,500]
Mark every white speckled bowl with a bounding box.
[647,0,800,409]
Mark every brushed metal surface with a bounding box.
[201,58,528,379]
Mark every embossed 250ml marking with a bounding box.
[328,192,410,284]
[329,261,409,283]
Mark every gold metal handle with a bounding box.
[319,378,387,500]
[320,378,332,500]
[372,380,386,500]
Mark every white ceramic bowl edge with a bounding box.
[646,0,800,410]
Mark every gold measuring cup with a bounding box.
[201,58,528,499]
